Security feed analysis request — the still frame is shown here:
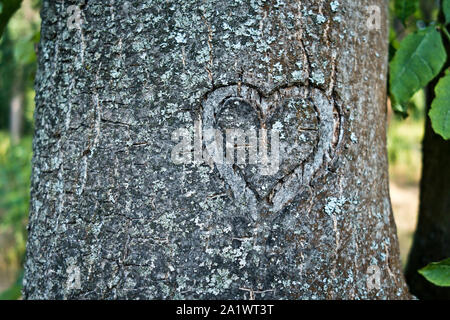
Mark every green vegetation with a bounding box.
[429,72,450,139]
[389,0,450,140]
[0,0,39,299]
[419,258,450,287]
[0,133,31,299]
[0,1,23,38]
[388,91,425,186]
[389,26,446,113]
[389,0,450,288]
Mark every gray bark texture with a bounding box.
[24,0,410,299]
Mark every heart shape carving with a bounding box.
[202,84,340,219]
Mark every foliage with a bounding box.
[387,90,425,186]
[445,0,450,25]
[419,258,450,287]
[0,270,22,300]
[0,0,23,38]
[429,71,450,139]
[0,133,31,230]
[0,0,40,133]
[389,26,446,112]
[390,0,450,289]
[389,0,450,140]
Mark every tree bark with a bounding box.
[24,0,410,299]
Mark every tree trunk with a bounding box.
[24,0,410,299]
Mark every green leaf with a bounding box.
[429,72,450,140]
[389,27,447,113]
[394,0,419,24]
[444,0,450,25]
[418,258,450,287]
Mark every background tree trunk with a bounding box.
[24,0,410,299]
[405,10,450,298]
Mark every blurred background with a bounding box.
[0,0,40,299]
[0,0,437,299]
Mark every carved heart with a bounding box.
[202,84,339,219]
